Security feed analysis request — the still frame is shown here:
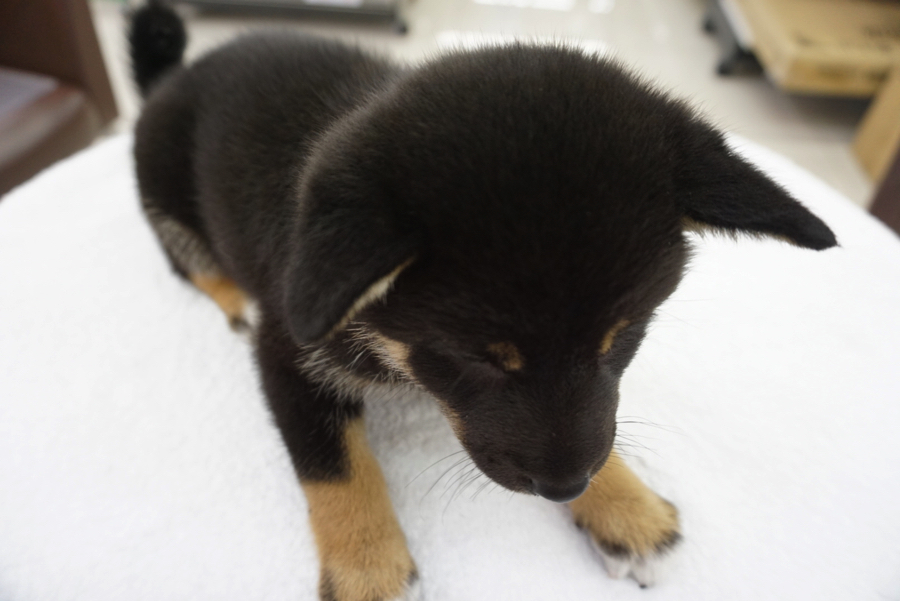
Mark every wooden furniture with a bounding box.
[0,0,117,196]
[705,0,900,235]
[855,67,900,236]
[870,149,900,235]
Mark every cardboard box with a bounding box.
[734,0,900,96]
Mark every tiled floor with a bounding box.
[89,0,874,207]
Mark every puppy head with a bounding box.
[284,44,836,502]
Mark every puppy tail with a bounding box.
[128,1,187,98]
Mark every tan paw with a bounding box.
[304,419,422,601]
[569,452,681,587]
[319,557,421,601]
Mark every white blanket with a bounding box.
[1,134,898,600]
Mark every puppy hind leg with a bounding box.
[569,451,681,587]
[189,273,256,333]
[142,202,256,332]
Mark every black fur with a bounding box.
[256,314,362,481]
[130,5,836,591]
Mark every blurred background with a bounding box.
[3,0,899,219]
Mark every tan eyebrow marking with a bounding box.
[486,341,525,372]
[600,319,630,355]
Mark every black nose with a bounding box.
[531,475,591,503]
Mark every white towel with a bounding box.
[1,135,898,600]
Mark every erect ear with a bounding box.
[283,171,418,345]
[676,133,837,251]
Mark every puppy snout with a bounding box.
[530,474,590,503]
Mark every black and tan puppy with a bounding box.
[129,3,836,599]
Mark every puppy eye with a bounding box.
[424,340,517,385]
[431,346,508,389]
[461,358,508,385]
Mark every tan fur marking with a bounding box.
[142,203,219,275]
[302,419,416,601]
[330,257,415,338]
[190,274,250,327]
[682,216,797,247]
[569,451,679,557]
[600,319,630,355]
[486,341,524,371]
[367,331,415,380]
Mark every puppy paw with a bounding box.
[569,453,681,587]
[583,499,680,588]
[304,421,422,601]
[319,558,420,601]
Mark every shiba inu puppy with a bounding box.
[129,3,836,599]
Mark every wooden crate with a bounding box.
[734,0,900,96]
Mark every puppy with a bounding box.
[129,3,837,600]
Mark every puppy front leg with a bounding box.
[256,321,418,601]
[569,451,681,587]
[304,418,419,601]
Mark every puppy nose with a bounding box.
[531,475,591,503]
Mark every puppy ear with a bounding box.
[677,135,837,251]
[283,177,418,345]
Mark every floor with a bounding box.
[89,0,874,207]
